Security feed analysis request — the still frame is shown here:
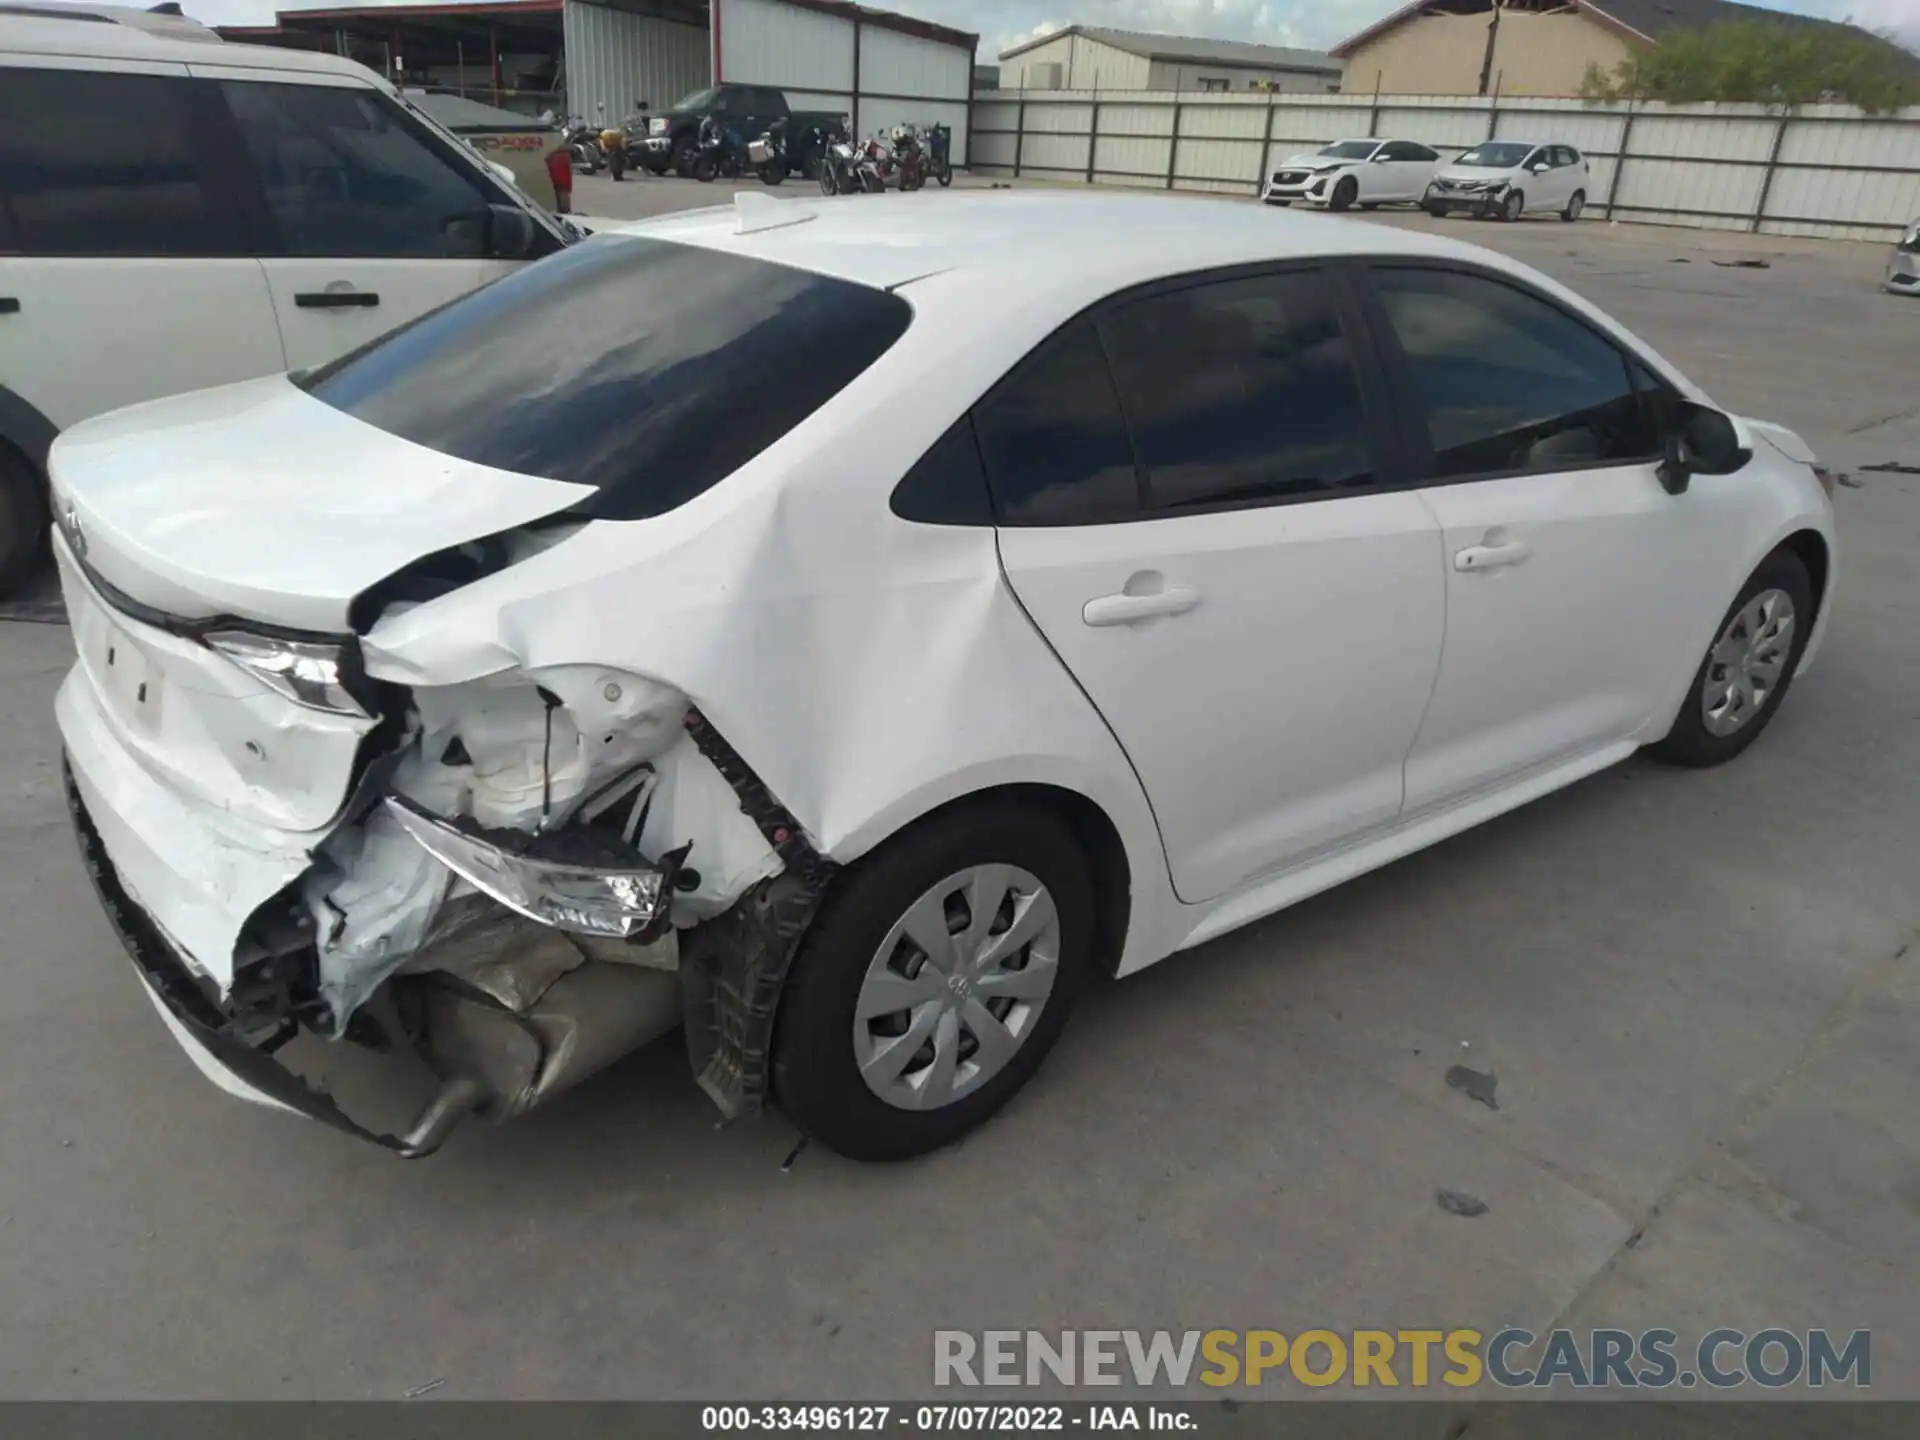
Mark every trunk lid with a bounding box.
[49,375,593,634]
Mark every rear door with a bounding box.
[1378,141,1430,202]
[988,266,1445,903]
[0,61,283,431]
[208,71,509,370]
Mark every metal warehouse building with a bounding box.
[223,0,977,161]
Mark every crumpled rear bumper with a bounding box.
[65,759,428,1152]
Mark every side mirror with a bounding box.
[1529,161,1549,173]
[1657,400,1750,495]
[1371,153,1391,163]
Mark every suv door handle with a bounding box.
[1454,541,1533,572]
[1083,586,1202,627]
[294,290,380,309]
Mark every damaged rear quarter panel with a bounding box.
[358,315,1178,974]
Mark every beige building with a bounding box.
[1332,0,1878,98]
[998,24,1341,94]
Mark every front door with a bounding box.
[986,267,1445,903]
[1360,263,1722,812]
[211,71,505,370]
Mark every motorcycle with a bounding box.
[818,134,889,195]
[691,113,749,182]
[926,122,953,187]
[747,118,790,186]
[889,123,926,192]
[562,116,602,174]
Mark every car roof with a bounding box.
[623,189,1507,296]
[0,2,377,80]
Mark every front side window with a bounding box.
[1099,271,1376,509]
[221,81,496,258]
[1370,267,1661,480]
[301,235,911,519]
[972,323,1142,525]
[0,68,242,257]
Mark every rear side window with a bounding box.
[972,323,1143,525]
[221,81,496,258]
[1370,267,1661,479]
[1099,271,1376,509]
[0,68,243,257]
[301,235,910,518]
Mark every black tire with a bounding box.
[1359,201,1379,211]
[691,152,716,183]
[1499,189,1525,222]
[1425,201,1447,218]
[1562,189,1585,222]
[1328,176,1358,213]
[935,162,952,187]
[758,161,785,186]
[0,443,48,600]
[670,136,696,178]
[772,799,1095,1161]
[1649,548,1814,768]
[818,161,839,196]
[798,144,822,181]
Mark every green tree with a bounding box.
[1580,18,1918,113]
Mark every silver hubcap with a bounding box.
[853,864,1061,1112]
[1702,588,1795,736]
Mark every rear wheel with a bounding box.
[0,443,47,600]
[935,161,952,187]
[691,152,716,183]
[773,799,1094,1161]
[1650,548,1814,768]
[1328,175,1358,213]
[757,161,785,186]
[1562,189,1586,222]
[818,160,839,195]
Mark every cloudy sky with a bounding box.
[178,0,1920,61]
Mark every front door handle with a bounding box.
[1454,541,1532,573]
[1083,586,1202,627]
[294,290,380,309]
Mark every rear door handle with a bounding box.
[1454,541,1533,572]
[1082,586,1202,627]
[294,290,380,309]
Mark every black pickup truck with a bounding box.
[640,83,845,179]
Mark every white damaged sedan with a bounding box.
[54,192,1837,1160]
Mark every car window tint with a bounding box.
[1099,271,1375,509]
[973,323,1143,525]
[301,234,911,518]
[891,415,994,526]
[221,81,493,258]
[1372,268,1660,478]
[0,68,242,257]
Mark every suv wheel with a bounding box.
[772,799,1095,1161]
[0,445,48,600]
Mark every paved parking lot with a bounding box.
[2,175,1916,1407]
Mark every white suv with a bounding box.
[0,3,574,596]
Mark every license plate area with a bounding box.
[72,583,165,735]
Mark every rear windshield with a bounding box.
[300,235,911,520]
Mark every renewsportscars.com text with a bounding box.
[933,1328,1870,1391]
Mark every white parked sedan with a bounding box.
[1426,139,1591,222]
[52,192,1837,1162]
[1263,137,1442,212]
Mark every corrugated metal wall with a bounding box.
[711,0,974,162]
[562,0,709,124]
[971,90,1920,241]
